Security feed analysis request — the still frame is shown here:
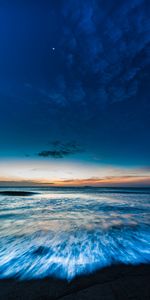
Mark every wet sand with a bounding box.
[0,264,149,300]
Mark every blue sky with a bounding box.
[0,0,150,185]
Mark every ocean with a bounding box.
[0,187,149,280]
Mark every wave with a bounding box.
[0,226,149,281]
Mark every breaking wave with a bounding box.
[0,226,149,280]
[0,187,150,280]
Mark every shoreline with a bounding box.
[0,263,150,299]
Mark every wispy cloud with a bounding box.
[38,141,84,158]
[53,175,150,187]
[51,0,150,111]
[0,175,149,187]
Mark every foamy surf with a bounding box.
[0,227,149,280]
[0,187,150,280]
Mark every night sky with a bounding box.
[0,0,150,186]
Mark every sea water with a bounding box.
[0,187,149,280]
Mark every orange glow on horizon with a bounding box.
[49,176,150,187]
[0,175,150,187]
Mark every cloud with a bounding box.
[52,175,150,187]
[38,141,84,158]
[1,0,149,166]
[3,0,149,126]
[1,175,149,187]
[0,180,54,187]
[51,0,150,112]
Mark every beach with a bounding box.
[0,264,150,300]
[0,187,149,299]
[1,0,150,298]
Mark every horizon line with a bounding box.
[0,184,150,189]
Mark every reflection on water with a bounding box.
[0,187,150,280]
